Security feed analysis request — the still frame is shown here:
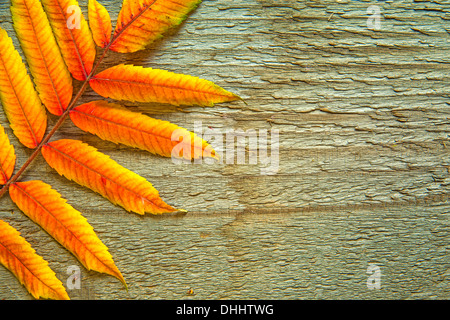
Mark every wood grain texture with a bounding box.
[0,0,449,299]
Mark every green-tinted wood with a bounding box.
[0,0,448,299]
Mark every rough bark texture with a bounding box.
[0,0,448,299]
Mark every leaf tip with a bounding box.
[112,270,127,291]
[122,278,128,292]
[235,94,246,104]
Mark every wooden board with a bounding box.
[0,0,448,299]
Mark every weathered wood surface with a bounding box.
[0,0,449,299]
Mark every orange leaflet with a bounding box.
[9,180,126,287]
[89,64,241,107]
[88,0,112,48]
[0,28,47,149]
[70,100,217,160]
[11,0,73,116]
[0,125,15,185]
[0,219,70,300]
[109,0,201,53]
[41,0,96,81]
[41,139,179,215]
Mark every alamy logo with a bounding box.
[367,5,381,30]
[66,5,81,30]
[366,264,381,290]
[171,121,279,175]
[67,265,81,290]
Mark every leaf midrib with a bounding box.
[71,107,205,152]
[92,75,232,98]
[45,143,162,211]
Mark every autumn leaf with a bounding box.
[70,100,217,159]
[41,0,96,81]
[0,219,70,300]
[0,28,47,149]
[11,0,73,116]
[9,180,127,287]
[0,125,16,185]
[88,0,112,48]
[89,64,241,106]
[109,0,202,53]
[41,139,179,215]
[0,0,242,299]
